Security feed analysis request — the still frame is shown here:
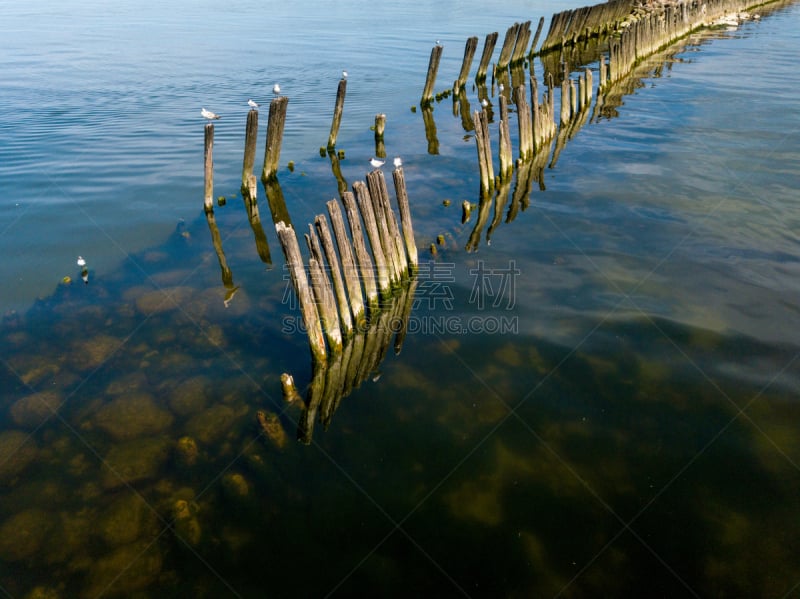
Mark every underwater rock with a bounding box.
[99,491,157,548]
[0,508,55,561]
[101,436,171,489]
[0,430,38,483]
[105,372,149,396]
[175,436,200,467]
[222,472,250,499]
[256,410,288,450]
[68,334,123,370]
[81,539,163,598]
[171,499,202,546]
[94,393,173,441]
[130,285,195,316]
[167,376,210,417]
[24,586,61,599]
[185,404,239,445]
[41,509,94,566]
[10,390,63,429]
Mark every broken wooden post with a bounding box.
[421,44,444,106]
[326,199,366,323]
[560,78,571,125]
[498,94,513,181]
[241,109,258,190]
[204,123,214,213]
[341,191,379,309]
[510,21,532,65]
[497,22,520,72]
[529,16,545,57]
[305,227,343,353]
[476,32,498,83]
[275,221,326,363]
[352,180,391,295]
[474,108,494,195]
[314,214,354,338]
[261,96,289,182]
[367,170,407,281]
[454,36,478,94]
[327,78,347,150]
[514,84,533,161]
[391,165,418,273]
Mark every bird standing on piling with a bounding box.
[201,108,221,120]
[273,83,281,96]
[393,157,402,168]
[342,70,348,80]
[248,99,259,109]
[370,157,385,169]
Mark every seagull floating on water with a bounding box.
[248,99,259,109]
[201,108,220,120]
[76,256,86,267]
[370,157,385,169]
[393,156,402,168]
[273,83,281,96]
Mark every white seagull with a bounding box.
[76,256,86,267]
[248,99,259,108]
[393,156,402,168]
[370,157,385,169]
[342,70,348,80]
[481,98,489,108]
[273,83,281,95]
[201,108,220,120]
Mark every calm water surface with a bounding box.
[1,0,799,597]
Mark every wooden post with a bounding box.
[498,95,513,181]
[391,166,418,272]
[314,214,354,338]
[326,199,366,324]
[514,84,532,161]
[261,96,289,182]
[275,221,326,364]
[497,22,520,71]
[474,109,494,195]
[305,227,342,353]
[241,109,258,190]
[570,78,577,117]
[476,32,498,83]
[367,170,407,279]
[352,181,391,295]
[204,123,214,213]
[585,68,593,107]
[510,21,532,65]
[327,78,347,150]
[341,191,379,309]
[560,79,570,125]
[421,44,443,106]
[454,36,478,94]
[529,16,545,57]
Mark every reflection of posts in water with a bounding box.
[421,105,439,155]
[506,160,534,223]
[486,177,513,245]
[204,206,234,290]
[241,109,258,190]
[295,280,416,444]
[453,88,475,132]
[204,123,214,213]
[328,149,348,198]
[327,78,347,150]
[475,31,498,84]
[263,177,293,227]
[465,191,494,253]
[421,44,443,107]
[473,108,495,196]
[374,113,386,159]
[261,96,288,182]
[453,36,478,95]
[242,175,272,265]
[275,222,327,364]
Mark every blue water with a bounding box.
[1,0,799,597]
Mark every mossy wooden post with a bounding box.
[476,32,498,83]
[510,21,532,65]
[421,44,443,107]
[374,113,386,158]
[241,109,258,190]
[204,123,214,213]
[497,22,520,72]
[454,36,478,94]
[341,191,379,309]
[326,199,365,324]
[368,170,407,279]
[498,94,513,181]
[352,181,391,296]
[275,221,326,364]
[315,214,353,338]
[391,165,418,273]
[305,227,342,353]
[327,78,347,150]
[529,16,545,57]
[261,96,288,182]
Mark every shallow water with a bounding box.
[2,0,800,597]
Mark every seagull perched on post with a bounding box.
[201,108,221,120]
[342,70,348,80]
[273,83,281,96]
[369,157,385,169]
[393,156,402,168]
[248,99,259,109]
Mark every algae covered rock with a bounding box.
[99,491,157,547]
[94,393,173,441]
[222,472,250,499]
[0,508,55,561]
[0,430,38,483]
[102,436,171,489]
[10,390,63,429]
[185,404,238,445]
[175,436,200,467]
[167,376,210,417]
[171,498,202,546]
[81,539,163,597]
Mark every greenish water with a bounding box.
[2,0,800,597]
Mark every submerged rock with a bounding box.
[185,404,238,445]
[0,430,38,483]
[171,499,202,546]
[68,334,123,371]
[99,491,157,547]
[81,540,163,598]
[9,390,63,429]
[94,393,173,441]
[101,436,171,489]
[0,508,55,561]
[167,376,210,417]
[175,436,200,467]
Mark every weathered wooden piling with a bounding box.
[367,170,408,281]
[275,221,327,363]
[314,214,354,337]
[510,21,532,65]
[454,36,479,94]
[391,166,418,272]
[241,109,259,190]
[261,96,289,182]
[204,123,214,213]
[421,44,444,107]
[326,199,366,323]
[327,78,347,150]
[476,32,499,83]
[529,16,546,56]
[474,108,495,195]
[560,79,571,125]
[497,23,521,72]
[305,228,343,353]
[352,180,391,295]
[498,95,513,181]
[514,84,533,161]
[341,191,379,308]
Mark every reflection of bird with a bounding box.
[393,156,402,168]
[248,99,259,108]
[76,256,86,267]
[370,157,385,169]
[201,108,220,120]
[342,70,348,79]
[273,83,281,95]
